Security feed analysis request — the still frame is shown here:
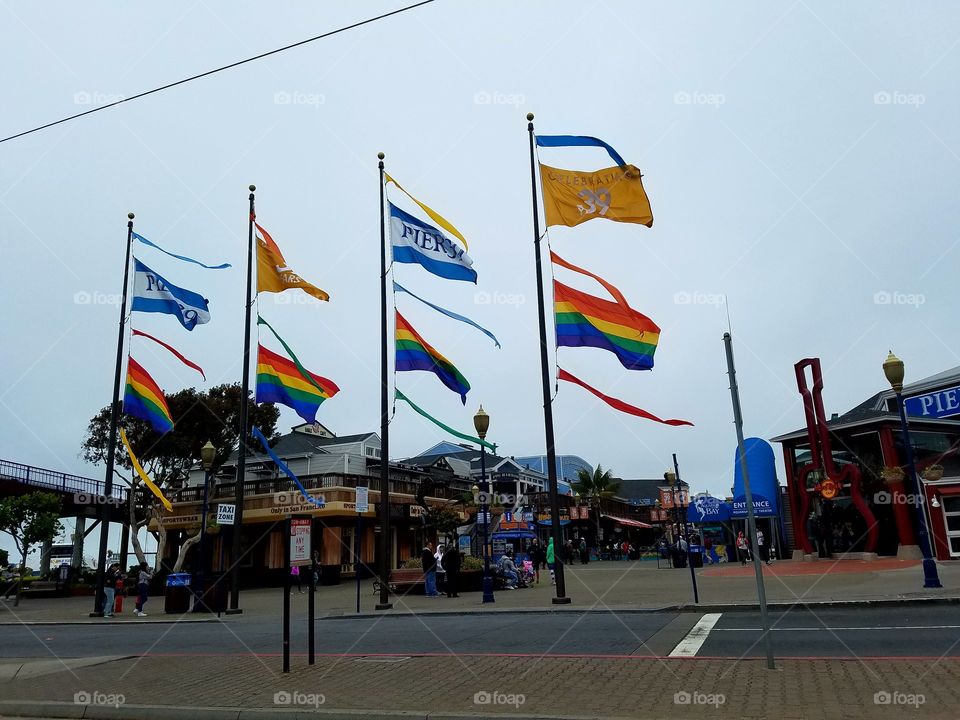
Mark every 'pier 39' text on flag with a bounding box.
[389,203,476,283]
[131,259,211,331]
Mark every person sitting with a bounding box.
[498,551,520,589]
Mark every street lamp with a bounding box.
[473,406,495,604]
[195,440,216,610]
[664,470,678,542]
[883,351,942,588]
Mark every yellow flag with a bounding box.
[256,233,329,302]
[539,163,653,229]
[119,428,173,513]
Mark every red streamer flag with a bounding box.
[558,367,693,427]
[132,329,206,380]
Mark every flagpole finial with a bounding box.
[127,212,135,220]
[526,112,534,121]
[377,152,385,160]
[249,184,256,192]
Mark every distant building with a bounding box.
[514,454,593,494]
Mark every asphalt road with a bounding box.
[2,606,959,660]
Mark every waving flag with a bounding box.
[555,281,659,370]
[385,173,469,250]
[131,329,206,380]
[395,311,470,404]
[558,368,692,426]
[540,163,653,228]
[133,232,230,269]
[119,429,173,512]
[394,281,499,347]
[390,203,476,283]
[256,221,329,302]
[131,259,211,331]
[123,357,174,434]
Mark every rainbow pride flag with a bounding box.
[123,357,174,434]
[256,344,339,424]
[395,311,470,404]
[554,280,659,370]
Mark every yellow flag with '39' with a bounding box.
[539,163,653,229]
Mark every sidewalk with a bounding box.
[3,559,959,623]
[1,652,957,719]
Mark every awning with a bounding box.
[492,530,536,540]
[602,514,652,529]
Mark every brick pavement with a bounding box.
[1,653,957,719]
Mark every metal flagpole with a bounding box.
[723,332,775,669]
[376,152,393,611]
[527,112,570,604]
[228,185,256,614]
[93,212,135,616]
[673,454,699,604]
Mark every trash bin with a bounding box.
[164,573,191,614]
[319,564,341,586]
[689,545,704,568]
[192,572,228,613]
[672,549,687,568]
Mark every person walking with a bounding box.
[442,544,461,597]
[434,543,446,595]
[546,537,556,585]
[421,542,439,597]
[134,562,153,616]
[736,531,749,566]
[757,529,769,564]
[529,539,542,583]
[291,564,303,593]
[102,563,120,618]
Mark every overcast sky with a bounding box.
[3,2,959,561]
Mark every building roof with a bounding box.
[223,429,378,465]
[771,365,960,443]
[612,478,687,506]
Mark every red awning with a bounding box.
[602,514,652,529]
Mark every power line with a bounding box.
[1,0,436,145]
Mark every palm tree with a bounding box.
[572,465,620,546]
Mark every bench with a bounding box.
[20,580,69,598]
[371,568,425,596]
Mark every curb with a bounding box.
[317,596,960,619]
[0,701,621,720]
[0,618,224,626]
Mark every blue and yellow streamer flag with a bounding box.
[119,428,173,512]
[394,281,500,348]
[385,173,469,251]
[133,232,231,269]
[252,427,325,508]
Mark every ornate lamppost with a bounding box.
[473,406,495,603]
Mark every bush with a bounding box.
[461,555,483,571]
[401,557,422,569]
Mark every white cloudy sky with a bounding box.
[2,2,959,560]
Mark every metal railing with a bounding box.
[0,459,126,503]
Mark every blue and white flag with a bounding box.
[131,258,211,331]
[389,203,476,283]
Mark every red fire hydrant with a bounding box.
[114,579,124,614]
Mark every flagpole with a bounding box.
[92,212,135,616]
[527,112,570,604]
[228,184,256,614]
[724,332,774,669]
[376,152,393,611]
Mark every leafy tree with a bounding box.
[81,383,280,571]
[572,465,620,544]
[0,492,62,606]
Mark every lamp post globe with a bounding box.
[883,352,942,588]
[473,406,495,604]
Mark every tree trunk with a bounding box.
[128,493,148,567]
[171,530,202,572]
[14,549,27,608]
[154,517,168,573]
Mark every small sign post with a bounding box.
[355,487,368,613]
[284,516,312,672]
[216,503,236,526]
